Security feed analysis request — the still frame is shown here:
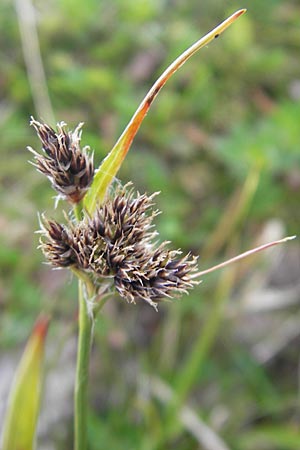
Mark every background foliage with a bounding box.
[0,0,300,449]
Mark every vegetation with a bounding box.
[0,0,299,449]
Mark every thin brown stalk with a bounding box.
[195,236,296,278]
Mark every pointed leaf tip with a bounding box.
[84,10,247,213]
[1,315,50,450]
[33,315,50,340]
[284,235,296,241]
[197,235,295,277]
[234,9,247,19]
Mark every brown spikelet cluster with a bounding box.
[28,118,94,203]
[39,186,199,308]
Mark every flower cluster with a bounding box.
[28,118,94,203]
[29,118,199,308]
[39,186,199,308]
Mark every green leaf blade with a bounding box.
[84,9,247,213]
[1,316,50,450]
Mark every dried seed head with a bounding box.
[28,117,94,203]
[113,246,199,309]
[39,185,199,308]
[39,213,96,270]
[39,217,77,267]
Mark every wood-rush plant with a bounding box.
[4,9,295,450]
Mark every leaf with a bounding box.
[1,315,50,450]
[84,9,247,213]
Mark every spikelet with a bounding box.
[28,117,94,203]
[39,185,198,308]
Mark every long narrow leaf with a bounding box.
[1,315,50,450]
[84,9,246,213]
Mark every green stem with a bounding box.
[74,201,83,221]
[71,267,94,297]
[74,280,94,450]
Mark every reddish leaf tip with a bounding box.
[33,315,50,340]
[234,9,247,19]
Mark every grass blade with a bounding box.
[1,315,50,450]
[84,9,247,212]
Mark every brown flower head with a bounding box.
[39,185,199,308]
[38,215,93,269]
[28,117,94,203]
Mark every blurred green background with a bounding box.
[0,0,300,449]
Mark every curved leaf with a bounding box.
[84,9,247,213]
[1,316,50,450]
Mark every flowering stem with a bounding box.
[74,280,94,450]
